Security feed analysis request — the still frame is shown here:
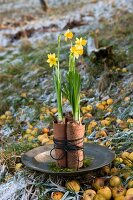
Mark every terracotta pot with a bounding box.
[53,122,67,168]
[67,122,85,169]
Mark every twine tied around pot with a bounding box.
[50,137,84,169]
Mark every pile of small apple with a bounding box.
[82,176,133,200]
[51,177,133,200]
[0,111,13,125]
[22,122,53,144]
[111,66,128,73]
[114,151,133,168]
[22,123,39,141]
[39,106,57,120]
[38,127,54,144]
[50,150,133,200]
[96,98,114,111]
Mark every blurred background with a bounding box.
[0,0,132,47]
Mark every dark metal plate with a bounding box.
[21,143,115,176]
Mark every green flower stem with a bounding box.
[54,35,63,121]
[69,54,75,72]
[65,63,81,122]
[73,71,80,122]
[57,36,61,76]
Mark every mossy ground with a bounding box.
[0,10,132,157]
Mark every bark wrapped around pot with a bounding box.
[52,122,67,168]
[67,121,85,169]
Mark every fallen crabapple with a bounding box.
[83,189,96,200]
[126,188,133,196]
[93,178,105,190]
[51,191,64,200]
[27,135,35,141]
[107,98,113,105]
[97,186,112,200]
[93,193,106,200]
[26,129,32,134]
[96,103,105,110]
[121,151,130,160]
[124,195,133,200]
[127,180,133,189]
[128,152,133,162]
[5,111,12,116]
[114,196,125,200]
[101,101,107,106]
[42,127,49,134]
[102,165,111,175]
[112,186,126,198]
[66,180,80,192]
[109,176,121,187]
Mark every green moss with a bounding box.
[83,157,92,167]
[48,162,76,172]
[48,157,92,172]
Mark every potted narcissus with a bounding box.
[47,30,87,169]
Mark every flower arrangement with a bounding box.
[47,30,87,169]
[47,29,86,123]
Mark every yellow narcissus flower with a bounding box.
[47,53,58,67]
[64,29,73,41]
[70,45,83,58]
[75,37,87,46]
